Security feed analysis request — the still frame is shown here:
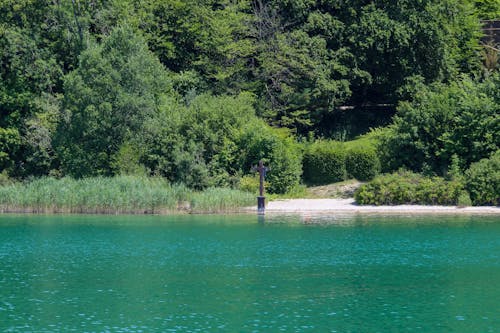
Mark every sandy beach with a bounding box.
[254,198,500,215]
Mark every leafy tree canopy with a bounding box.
[55,26,173,177]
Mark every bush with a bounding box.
[238,174,260,194]
[379,75,500,175]
[345,145,381,181]
[265,133,303,194]
[457,191,472,207]
[138,93,302,193]
[236,122,303,194]
[354,170,466,205]
[303,140,346,185]
[0,170,13,186]
[0,127,21,172]
[465,150,500,206]
[303,136,381,184]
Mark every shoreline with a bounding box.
[252,198,500,216]
[1,198,499,216]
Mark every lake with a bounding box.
[0,214,499,332]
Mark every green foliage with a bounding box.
[0,170,12,186]
[0,176,254,214]
[365,126,399,173]
[254,0,482,133]
[303,141,346,185]
[0,0,491,197]
[20,93,62,176]
[255,27,352,132]
[138,92,302,193]
[354,170,466,205]
[303,136,381,184]
[0,0,100,172]
[0,127,20,171]
[238,175,261,194]
[190,187,255,213]
[140,93,252,188]
[465,150,500,206]
[0,22,63,175]
[269,184,310,200]
[0,176,179,213]
[236,121,303,194]
[110,142,148,176]
[457,191,473,207]
[106,0,256,95]
[345,145,381,181]
[471,0,500,19]
[56,26,173,177]
[379,74,500,175]
[265,134,303,194]
[344,136,381,181]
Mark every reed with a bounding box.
[0,176,254,214]
[190,187,255,213]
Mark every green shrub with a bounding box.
[457,191,472,207]
[354,170,466,205]
[0,170,13,186]
[237,122,303,194]
[364,127,398,173]
[265,133,303,194]
[138,93,302,193]
[465,150,500,206]
[303,135,382,185]
[239,174,260,194]
[0,127,21,172]
[378,75,499,175]
[345,145,381,181]
[303,140,346,185]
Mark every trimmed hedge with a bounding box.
[354,170,467,205]
[303,137,381,185]
[465,150,500,206]
[303,141,346,185]
[346,145,381,181]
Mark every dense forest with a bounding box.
[0,0,499,207]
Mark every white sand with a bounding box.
[250,198,500,215]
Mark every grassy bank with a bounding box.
[0,176,255,214]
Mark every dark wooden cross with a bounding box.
[252,160,269,197]
[252,160,269,215]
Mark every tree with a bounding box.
[55,26,173,177]
[471,0,500,19]
[379,74,500,175]
[249,0,482,135]
[0,0,104,176]
[343,0,481,104]
[0,127,20,172]
[104,0,256,95]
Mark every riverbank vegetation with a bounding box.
[0,0,498,211]
[0,176,254,214]
[354,171,470,206]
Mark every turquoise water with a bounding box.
[0,214,499,332]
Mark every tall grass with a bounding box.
[0,176,255,214]
[190,187,255,213]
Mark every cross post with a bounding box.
[251,160,269,215]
